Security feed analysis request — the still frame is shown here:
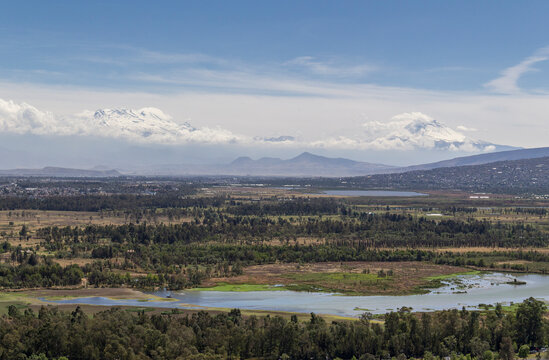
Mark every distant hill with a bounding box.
[4,147,548,179]
[349,156,549,194]
[220,147,549,177]
[401,146,549,172]
[0,153,394,177]
[225,152,395,176]
[216,147,549,177]
[0,167,121,177]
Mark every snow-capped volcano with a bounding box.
[0,98,510,155]
[77,107,199,143]
[91,107,189,131]
[77,107,244,144]
[362,112,498,152]
[0,98,242,145]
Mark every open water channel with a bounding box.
[43,273,549,317]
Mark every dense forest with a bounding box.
[3,245,549,289]
[34,211,548,250]
[0,297,546,360]
[0,194,224,212]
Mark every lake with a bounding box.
[43,273,549,317]
[319,190,428,197]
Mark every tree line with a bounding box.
[34,212,548,251]
[0,297,547,360]
[6,245,549,290]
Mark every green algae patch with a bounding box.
[424,270,481,281]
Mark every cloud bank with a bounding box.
[0,98,502,153]
[310,112,496,152]
[0,98,244,145]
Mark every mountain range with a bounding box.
[0,167,121,177]
[2,100,548,178]
[215,147,549,177]
[2,147,549,178]
[226,152,396,176]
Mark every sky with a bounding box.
[1,1,549,168]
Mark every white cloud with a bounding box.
[484,47,549,94]
[2,62,549,155]
[70,45,230,67]
[457,125,478,132]
[285,56,376,77]
[0,98,70,135]
[3,43,549,154]
[0,98,499,152]
[0,98,246,145]
[259,135,296,143]
[309,112,494,152]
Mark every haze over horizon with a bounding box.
[1,1,549,169]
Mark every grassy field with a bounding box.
[280,272,392,294]
[200,261,474,295]
[0,209,193,249]
[424,270,481,281]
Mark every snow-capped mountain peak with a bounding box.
[0,98,242,144]
[363,112,494,151]
[0,98,510,153]
[75,107,190,141]
[92,107,179,126]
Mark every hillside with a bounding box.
[347,156,549,194]
[226,152,395,176]
[0,167,121,177]
[401,146,549,172]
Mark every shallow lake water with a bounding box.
[318,190,428,197]
[43,273,549,317]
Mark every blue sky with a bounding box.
[2,1,549,92]
[1,1,549,166]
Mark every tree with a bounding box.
[7,304,19,318]
[496,303,504,318]
[482,350,494,360]
[470,337,490,358]
[519,345,530,359]
[19,224,28,239]
[500,337,515,360]
[516,297,546,346]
